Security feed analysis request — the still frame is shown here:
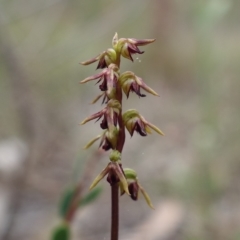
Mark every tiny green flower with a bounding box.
[80,64,119,93]
[81,48,117,69]
[80,99,121,129]
[115,37,155,61]
[89,162,129,195]
[119,71,159,98]
[121,168,154,209]
[84,127,119,151]
[104,126,119,151]
[123,109,164,137]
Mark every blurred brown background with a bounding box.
[0,0,240,240]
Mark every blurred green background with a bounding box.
[0,0,240,240]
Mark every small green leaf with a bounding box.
[59,188,75,218]
[79,187,102,206]
[51,223,70,240]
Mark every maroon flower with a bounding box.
[119,71,159,98]
[122,109,164,137]
[89,162,129,195]
[83,127,119,152]
[121,168,154,209]
[81,48,117,69]
[115,37,155,61]
[80,64,119,100]
[80,99,121,130]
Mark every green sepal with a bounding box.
[51,222,70,240]
[79,187,102,207]
[124,168,137,180]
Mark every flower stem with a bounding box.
[111,54,124,240]
[111,182,119,240]
[116,84,125,153]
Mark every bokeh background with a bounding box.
[0,0,240,240]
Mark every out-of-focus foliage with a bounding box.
[51,223,70,240]
[59,187,75,218]
[58,186,102,218]
[79,186,102,207]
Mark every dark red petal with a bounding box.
[99,78,107,91]
[131,82,146,97]
[101,138,112,151]
[97,57,107,69]
[127,46,134,61]
[107,169,119,185]
[129,182,139,201]
[100,115,108,129]
[135,121,147,136]
[128,44,144,54]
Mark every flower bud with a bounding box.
[123,109,164,136]
[109,150,121,162]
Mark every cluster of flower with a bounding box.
[80,33,164,207]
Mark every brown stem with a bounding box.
[116,86,125,153]
[111,182,119,240]
[110,53,125,240]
